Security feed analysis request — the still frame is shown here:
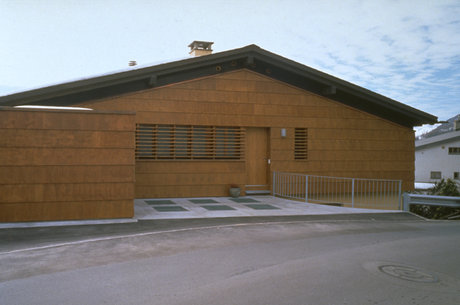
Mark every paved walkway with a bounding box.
[135,196,399,219]
[0,196,402,229]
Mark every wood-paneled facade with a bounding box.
[0,44,437,220]
[77,70,416,198]
[0,108,135,222]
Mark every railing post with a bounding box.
[282,173,285,197]
[398,180,402,210]
[305,175,308,203]
[351,178,355,208]
[273,171,276,195]
[403,192,410,211]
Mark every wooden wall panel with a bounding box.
[0,200,133,222]
[79,69,415,198]
[1,129,133,148]
[135,161,245,174]
[0,148,133,166]
[0,183,134,203]
[135,161,246,198]
[0,110,133,131]
[0,165,134,184]
[0,108,135,222]
[135,185,231,199]
[136,173,246,186]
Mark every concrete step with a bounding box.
[245,190,271,196]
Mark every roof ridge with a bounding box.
[0,44,437,127]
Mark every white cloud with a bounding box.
[279,0,460,120]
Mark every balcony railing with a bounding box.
[273,172,402,210]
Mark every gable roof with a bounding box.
[0,44,437,127]
[415,130,460,150]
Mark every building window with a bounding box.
[136,124,245,160]
[430,171,442,179]
[454,172,459,180]
[294,128,308,160]
[448,147,460,155]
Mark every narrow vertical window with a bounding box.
[175,125,191,159]
[192,126,213,159]
[157,125,173,159]
[216,127,241,159]
[136,124,156,159]
[294,128,308,160]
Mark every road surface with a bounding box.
[1,215,459,304]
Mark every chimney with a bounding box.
[188,41,213,57]
[455,120,460,131]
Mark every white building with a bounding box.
[415,129,460,182]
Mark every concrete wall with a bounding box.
[415,138,460,182]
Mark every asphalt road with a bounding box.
[1,214,459,305]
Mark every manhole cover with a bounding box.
[363,261,460,293]
[378,264,439,283]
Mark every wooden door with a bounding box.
[246,127,269,187]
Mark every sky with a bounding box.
[1,0,459,130]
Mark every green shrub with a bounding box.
[410,179,460,219]
[429,178,460,196]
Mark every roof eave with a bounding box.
[0,44,437,127]
[415,130,460,150]
[0,45,259,106]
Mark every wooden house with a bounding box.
[0,43,437,221]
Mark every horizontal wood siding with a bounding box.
[79,69,415,198]
[135,161,245,198]
[0,108,135,222]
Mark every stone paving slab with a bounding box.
[134,196,401,220]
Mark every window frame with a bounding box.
[135,124,245,161]
[430,171,442,179]
[294,128,308,161]
[448,147,460,155]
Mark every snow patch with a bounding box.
[415,182,435,190]
[414,124,440,138]
[14,105,93,111]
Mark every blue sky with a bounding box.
[1,0,459,126]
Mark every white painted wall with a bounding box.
[415,138,460,182]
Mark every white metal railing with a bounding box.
[403,193,460,211]
[273,172,402,210]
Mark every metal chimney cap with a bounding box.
[188,41,214,51]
